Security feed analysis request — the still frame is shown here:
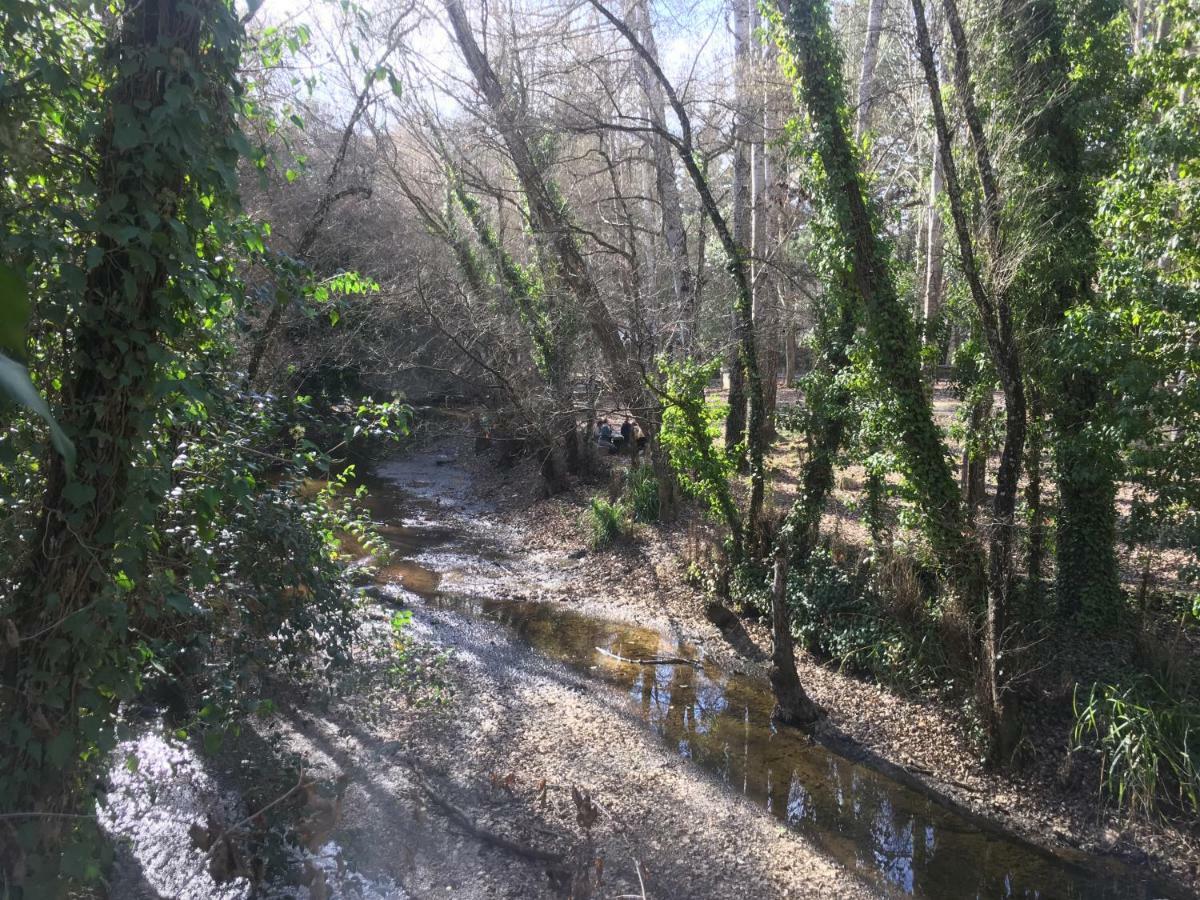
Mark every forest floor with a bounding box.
[102,413,1198,899]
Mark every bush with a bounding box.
[586,497,627,550]
[625,465,660,523]
[1073,676,1200,818]
[772,548,939,689]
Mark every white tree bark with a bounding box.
[923,147,945,331]
[751,0,779,434]
[628,0,695,353]
[725,0,752,450]
[856,0,887,139]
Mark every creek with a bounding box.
[360,453,1188,900]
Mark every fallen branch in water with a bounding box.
[596,646,698,668]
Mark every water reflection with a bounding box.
[431,594,1187,900]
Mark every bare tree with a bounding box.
[856,0,887,138]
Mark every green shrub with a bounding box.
[625,465,660,523]
[1073,676,1200,818]
[778,548,938,689]
[786,548,888,670]
[586,497,627,550]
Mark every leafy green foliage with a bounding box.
[624,464,660,524]
[658,356,742,546]
[0,1,408,889]
[1073,676,1200,818]
[1079,0,1200,593]
[585,496,627,550]
[773,0,975,590]
[731,547,940,691]
[0,352,75,471]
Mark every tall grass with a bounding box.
[1073,676,1200,818]
[586,497,627,550]
[625,465,660,523]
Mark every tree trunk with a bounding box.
[923,149,945,343]
[629,0,695,356]
[856,0,887,138]
[776,0,978,594]
[783,323,798,385]
[1024,388,1046,606]
[725,0,752,459]
[751,1,779,443]
[588,0,767,551]
[962,387,991,515]
[994,0,1119,621]
[443,0,647,420]
[769,548,823,728]
[918,0,1028,759]
[4,0,228,856]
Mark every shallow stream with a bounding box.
[364,453,1188,900]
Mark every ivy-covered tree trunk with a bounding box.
[774,0,981,597]
[914,0,1027,759]
[962,386,992,515]
[3,0,239,878]
[996,0,1120,621]
[781,295,856,569]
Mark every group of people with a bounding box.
[596,416,647,455]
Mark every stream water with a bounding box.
[363,454,1188,900]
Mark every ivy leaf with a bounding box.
[112,121,142,150]
[0,352,76,473]
[0,262,31,361]
[62,480,96,507]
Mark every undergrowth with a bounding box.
[625,465,660,523]
[586,497,627,550]
[729,546,946,693]
[1073,675,1200,818]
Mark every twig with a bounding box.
[204,767,308,861]
[595,646,697,668]
[406,764,563,864]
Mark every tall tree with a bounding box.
[588,0,769,547]
[725,0,752,457]
[773,0,981,595]
[751,1,781,440]
[994,0,1124,620]
[629,0,696,354]
[441,0,647,429]
[856,0,887,138]
[2,0,244,879]
[913,0,1028,757]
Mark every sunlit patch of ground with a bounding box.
[100,729,407,899]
